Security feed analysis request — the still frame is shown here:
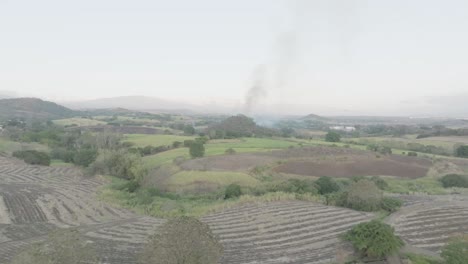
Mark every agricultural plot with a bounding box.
[389,195,468,254]
[202,201,374,264]
[274,155,431,178]
[180,146,432,179]
[53,117,106,126]
[164,171,259,194]
[0,156,165,263]
[124,134,195,147]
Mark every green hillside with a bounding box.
[0,98,77,121]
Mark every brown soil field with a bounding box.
[274,155,432,178]
[180,146,367,172]
[180,154,276,171]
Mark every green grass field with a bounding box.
[124,134,195,147]
[53,117,106,126]
[167,170,259,189]
[0,138,49,154]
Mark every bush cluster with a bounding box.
[12,150,51,166]
[345,220,404,258]
[440,174,468,188]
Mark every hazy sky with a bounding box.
[1,0,468,115]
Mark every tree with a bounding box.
[12,150,51,166]
[275,179,318,195]
[183,125,196,135]
[345,220,404,259]
[441,235,468,264]
[339,180,383,212]
[72,148,98,167]
[139,217,223,264]
[325,131,341,142]
[456,145,468,158]
[224,184,242,199]
[10,229,97,264]
[189,142,205,158]
[440,174,468,188]
[88,150,147,181]
[315,176,340,195]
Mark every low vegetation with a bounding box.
[139,217,223,264]
[345,220,404,259]
[12,150,51,166]
[441,235,468,264]
[10,229,97,264]
[325,131,341,142]
[439,174,468,188]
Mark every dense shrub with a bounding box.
[440,174,468,188]
[88,150,147,181]
[407,151,418,157]
[345,220,404,258]
[224,184,242,199]
[325,131,341,142]
[189,142,205,158]
[225,148,236,155]
[455,145,468,158]
[139,217,223,264]
[441,235,468,264]
[337,180,383,212]
[113,180,140,193]
[172,141,182,148]
[370,176,389,190]
[183,140,194,147]
[12,150,51,166]
[315,176,340,195]
[274,179,318,195]
[50,148,75,163]
[10,229,97,264]
[72,149,98,167]
[367,144,392,155]
[380,197,403,213]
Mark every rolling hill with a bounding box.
[0,98,77,121]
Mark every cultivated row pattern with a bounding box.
[393,203,468,253]
[202,201,374,264]
[0,156,164,263]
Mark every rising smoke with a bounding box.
[244,65,267,114]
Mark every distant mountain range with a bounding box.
[61,96,235,115]
[0,98,76,121]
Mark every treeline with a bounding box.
[417,126,468,138]
[206,115,279,139]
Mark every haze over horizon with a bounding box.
[1,0,468,116]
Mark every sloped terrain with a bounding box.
[0,98,76,121]
[0,156,164,263]
[388,195,468,254]
[202,201,374,264]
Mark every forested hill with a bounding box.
[0,98,77,121]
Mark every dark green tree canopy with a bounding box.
[345,220,404,259]
[325,131,341,142]
[140,217,223,264]
[189,142,205,158]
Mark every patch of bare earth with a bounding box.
[180,146,372,172]
[274,155,431,178]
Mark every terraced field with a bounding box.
[0,156,165,263]
[389,195,468,254]
[203,201,374,264]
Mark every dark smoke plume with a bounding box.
[244,65,267,114]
